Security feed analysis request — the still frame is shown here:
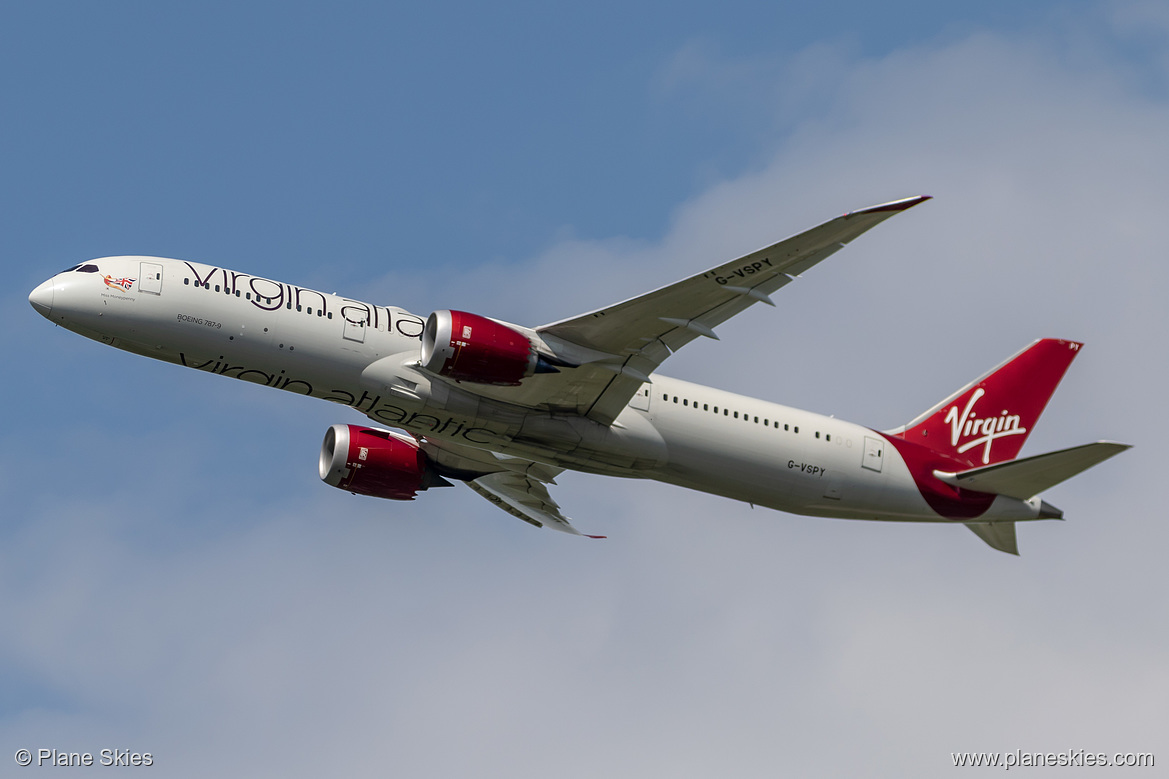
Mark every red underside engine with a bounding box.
[318,424,450,500]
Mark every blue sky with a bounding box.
[3,2,1167,776]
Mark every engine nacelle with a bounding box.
[421,309,538,386]
[319,424,449,501]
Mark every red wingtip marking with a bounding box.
[585,534,608,539]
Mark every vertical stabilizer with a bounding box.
[891,339,1082,468]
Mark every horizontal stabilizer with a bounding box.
[935,441,1131,500]
[965,521,1019,555]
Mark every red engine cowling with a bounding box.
[318,424,448,500]
[421,309,537,386]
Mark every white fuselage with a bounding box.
[31,256,1046,525]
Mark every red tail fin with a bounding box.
[891,339,1082,468]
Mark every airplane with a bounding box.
[28,195,1129,554]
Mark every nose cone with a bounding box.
[29,277,56,318]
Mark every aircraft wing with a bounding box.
[417,436,604,537]
[467,472,603,537]
[453,196,930,425]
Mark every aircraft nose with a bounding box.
[29,277,56,318]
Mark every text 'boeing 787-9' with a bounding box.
[29,196,1129,554]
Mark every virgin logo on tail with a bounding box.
[893,338,1082,468]
[943,388,1027,464]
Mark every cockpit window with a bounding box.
[60,264,82,273]
[75,264,100,273]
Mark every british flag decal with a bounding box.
[102,274,136,292]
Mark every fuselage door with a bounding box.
[343,314,367,343]
[862,436,884,472]
[630,382,652,412]
[139,262,163,295]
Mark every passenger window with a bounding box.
[183,278,190,285]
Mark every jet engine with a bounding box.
[319,424,450,500]
[422,309,558,386]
